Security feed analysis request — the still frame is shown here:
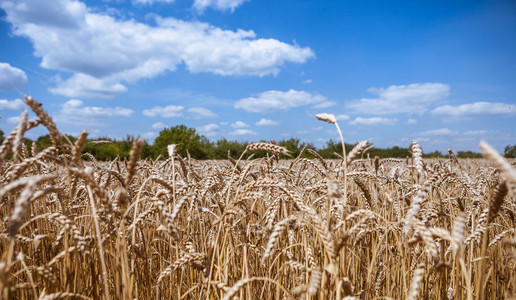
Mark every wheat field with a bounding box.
[0,97,515,299]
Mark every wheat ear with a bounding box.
[480,141,516,195]
[24,96,62,149]
[407,264,425,300]
[125,139,143,186]
[72,130,88,164]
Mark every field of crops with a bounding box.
[1,98,515,299]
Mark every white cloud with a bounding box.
[193,0,247,12]
[0,99,24,110]
[143,105,184,118]
[418,128,458,136]
[197,123,219,137]
[463,130,489,135]
[336,114,349,121]
[6,114,38,126]
[1,0,313,98]
[413,137,430,143]
[431,102,516,118]
[141,131,158,140]
[56,99,134,124]
[303,79,312,84]
[62,99,134,117]
[152,122,168,129]
[347,83,450,115]
[235,89,325,113]
[297,125,324,135]
[231,129,256,136]
[187,107,217,119]
[145,106,216,119]
[231,121,249,128]
[49,74,127,99]
[1,0,86,29]
[199,123,219,131]
[256,118,279,126]
[7,116,21,124]
[348,117,397,126]
[312,101,336,109]
[408,118,417,124]
[133,0,174,4]
[0,62,28,91]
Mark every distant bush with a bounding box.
[457,151,483,159]
[505,144,516,158]
[8,125,497,160]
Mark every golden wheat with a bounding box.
[0,98,514,299]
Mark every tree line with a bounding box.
[1,126,514,160]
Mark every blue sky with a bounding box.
[0,0,515,153]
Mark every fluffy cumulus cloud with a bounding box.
[256,118,279,126]
[312,101,336,109]
[231,129,256,136]
[197,123,219,137]
[193,0,247,12]
[133,0,174,4]
[431,102,516,119]
[231,121,249,128]
[0,63,28,91]
[187,107,217,119]
[336,114,349,121]
[143,105,184,118]
[56,99,134,124]
[6,112,36,125]
[463,130,490,136]
[152,122,168,129]
[0,0,313,98]
[418,128,458,136]
[0,99,24,110]
[143,106,217,119]
[49,74,127,99]
[348,117,397,126]
[155,17,314,77]
[7,116,21,124]
[141,131,158,140]
[347,83,450,115]
[235,89,325,113]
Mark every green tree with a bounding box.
[368,145,410,158]
[457,151,483,159]
[82,136,119,161]
[278,138,301,158]
[36,134,53,150]
[153,125,206,159]
[505,145,516,158]
[424,150,442,158]
[278,138,314,158]
[0,129,4,144]
[205,138,248,159]
[116,135,137,159]
[318,139,341,158]
[141,140,154,159]
[318,139,355,158]
[36,134,77,151]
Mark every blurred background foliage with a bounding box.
[1,125,513,160]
